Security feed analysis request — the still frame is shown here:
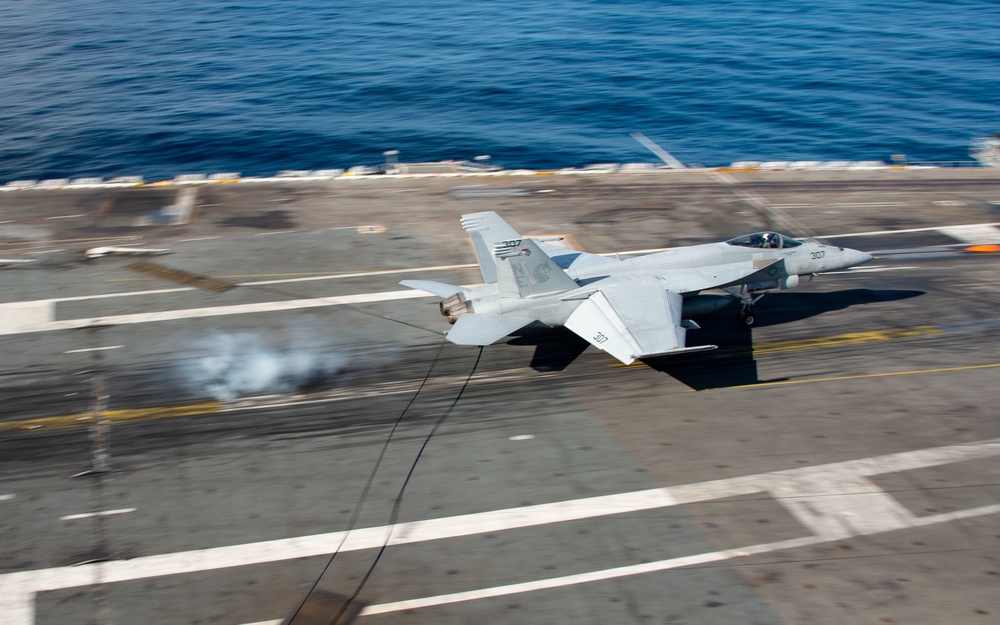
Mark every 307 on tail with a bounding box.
[401,212,872,365]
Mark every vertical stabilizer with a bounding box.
[494,238,579,299]
[461,212,522,283]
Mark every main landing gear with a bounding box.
[724,286,766,327]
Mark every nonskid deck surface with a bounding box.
[2,168,999,625]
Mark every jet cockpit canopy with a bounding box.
[725,232,803,249]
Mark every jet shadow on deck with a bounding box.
[510,289,924,390]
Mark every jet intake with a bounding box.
[440,293,474,324]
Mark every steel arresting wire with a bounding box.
[334,345,484,623]
[239,280,466,623]
[283,336,448,623]
[284,343,484,624]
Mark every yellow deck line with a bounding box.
[0,326,971,431]
[615,325,944,368]
[753,325,942,355]
[0,401,220,432]
[695,362,1000,392]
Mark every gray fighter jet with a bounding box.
[401,212,873,365]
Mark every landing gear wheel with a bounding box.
[738,311,756,327]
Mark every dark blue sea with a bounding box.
[1,0,998,182]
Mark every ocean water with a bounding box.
[1,0,998,181]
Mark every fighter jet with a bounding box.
[401,212,873,365]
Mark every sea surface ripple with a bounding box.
[1,0,998,181]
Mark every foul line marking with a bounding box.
[3,438,998,625]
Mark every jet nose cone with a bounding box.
[846,248,874,266]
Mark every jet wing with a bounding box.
[662,258,783,293]
[564,279,715,365]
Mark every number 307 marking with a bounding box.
[498,239,522,248]
[593,332,609,344]
[810,250,825,259]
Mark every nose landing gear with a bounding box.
[724,285,766,327]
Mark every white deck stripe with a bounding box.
[825,221,1000,238]
[2,220,997,338]
[29,263,480,305]
[63,345,124,354]
[0,290,429,336]
[2,438,998,624]
[361,503,1000,616]
[0,301,54,334]
[60,508,136,521]
[17,219,1000,307]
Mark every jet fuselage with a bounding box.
[449,238,872,327]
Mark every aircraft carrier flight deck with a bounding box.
[2,166,999,625]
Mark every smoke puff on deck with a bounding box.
[184,332,349,400]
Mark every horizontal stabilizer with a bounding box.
[399,279,465,298]
[446,313,535,346]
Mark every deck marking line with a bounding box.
[60,508,137,521]
[830,202,906,207]
[0,290,429,336]
[824,221,1000,238]
[360,503,1000,616]
[0,301,54,334]
[825,266,917,274]
[700,362,1000,391]
[359,536,818,616]
[63,345,124,354]
[5,369,551,432]
[753,326,941,355]
[2,438,998,625]
[0,401,220,432]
